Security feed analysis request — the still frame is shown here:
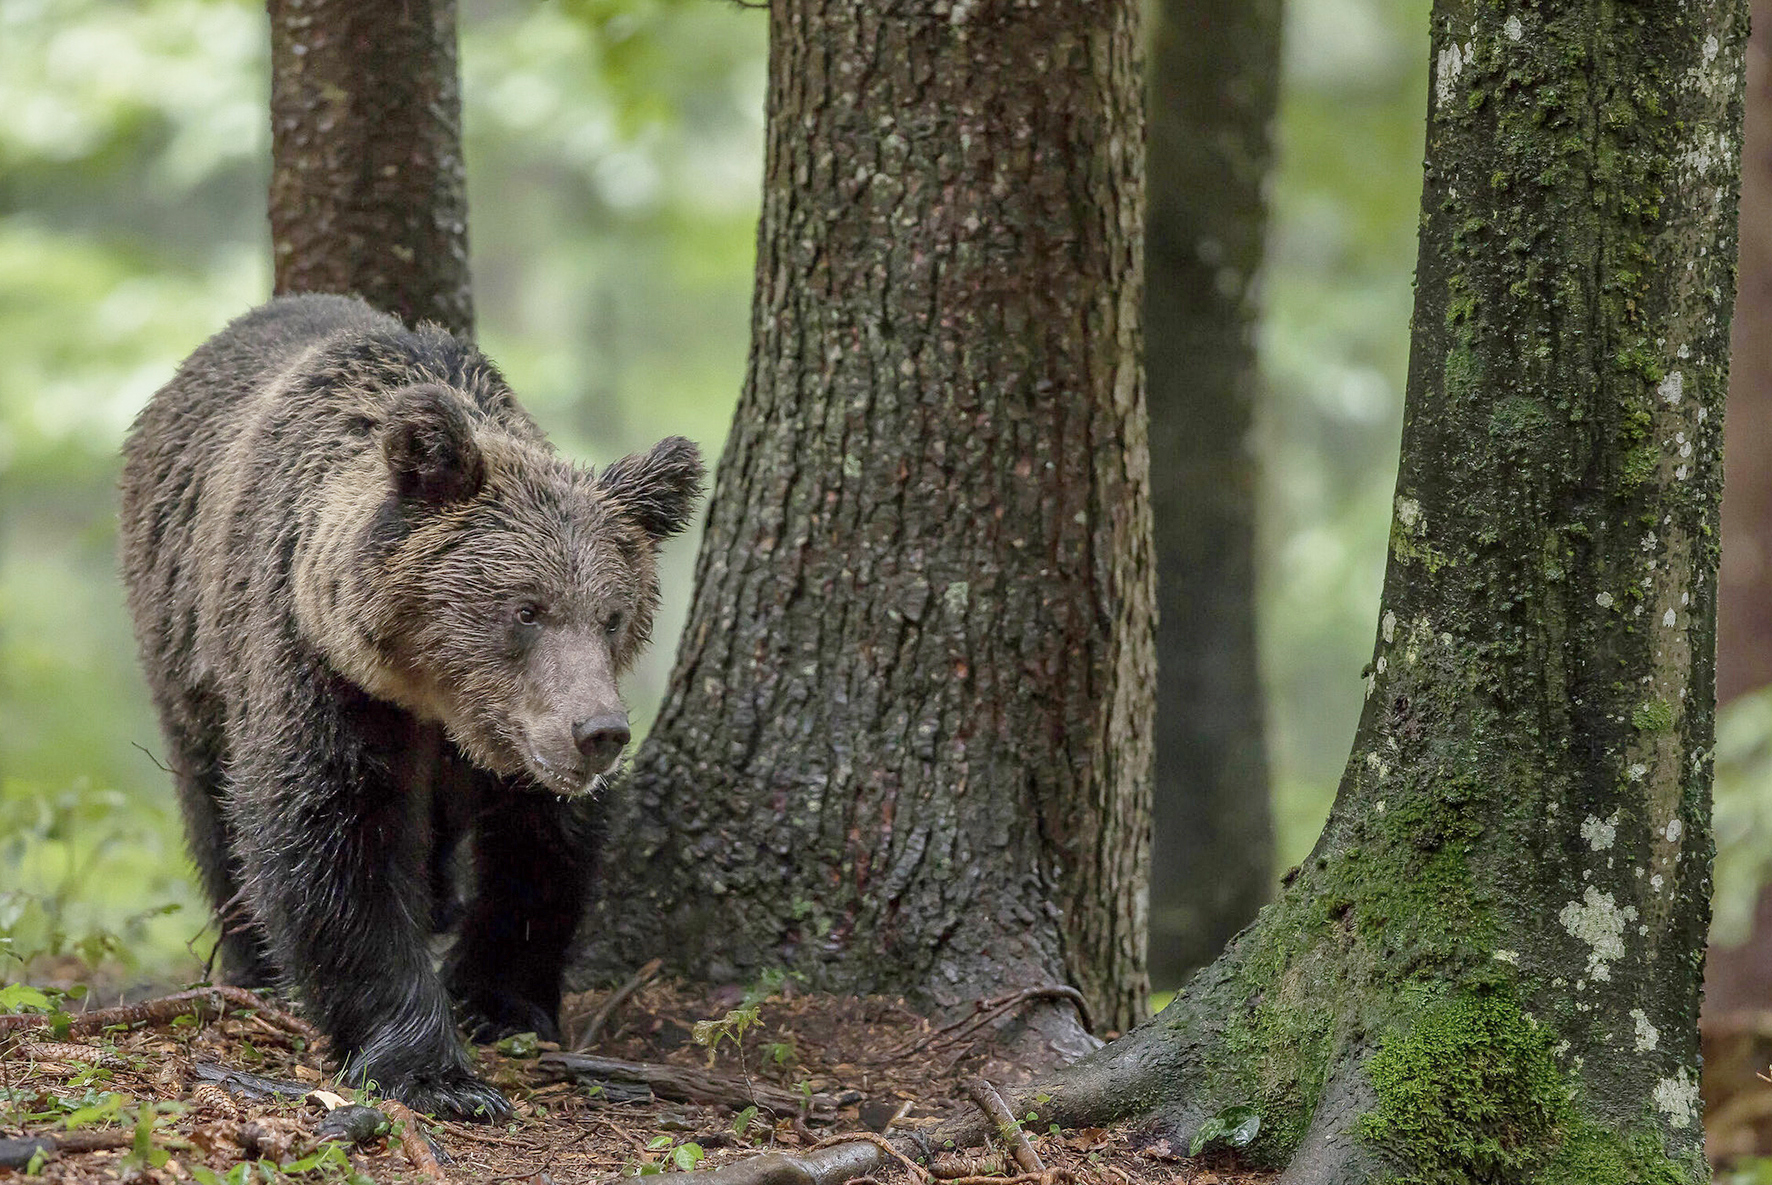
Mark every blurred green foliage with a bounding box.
[0,0,762,975]
[2,0,1765,978]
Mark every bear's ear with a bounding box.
[383,385,486,507]
[597,436,706,540]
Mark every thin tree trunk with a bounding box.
[1699,0,1772,1023]
[588,0,1154,1039]
[268,0,473,336]
[1143,0,1279,990]
[1719,0,1772,708]
[993,2,1748,1180]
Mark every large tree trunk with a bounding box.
[268,0,473,336]
[587,0,1154,1038]
[1005,2,1747,1179]
[1143,0,1279,990]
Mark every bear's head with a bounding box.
[350,384,704,795]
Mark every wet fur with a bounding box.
[119,294,701,1118]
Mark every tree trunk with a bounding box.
[1698,0,1772,1029]
[1006,2,1747,1180]
[1718,0,1772,709]
[268,0,473,337]
[1143,0,1279,990]
[587,0,1154,1039]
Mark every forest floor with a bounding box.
[0,974,1273,1185]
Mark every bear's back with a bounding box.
[118,294,527,708]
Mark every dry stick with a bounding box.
[540,1052,841,1114]
[383,1100,449,1183]
[809,1132,933,1184]
[574,957,663,1050]
[930,1153,1006,1179]
[0,1130,137,1169]
[14,1042,124,1066]
[965,1079,1043,1175]
[0,986,317,1042]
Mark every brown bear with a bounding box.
[119,293,703,1119]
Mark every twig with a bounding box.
[0,1130,136,1169]
[966,1079,1042,1174]
[809,1132,933,1184]
[931,1154,1006,1179]
[14,1042,123,1067]
[192,1061,314,1101]
[384,1100,449,1182]
[574,958,662,1050]
[0,986,316,1042]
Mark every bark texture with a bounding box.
[268,0,473,337]
[1718,0,1772,707]
[1143,0,1279,990]
[1000,3,1747,1181]
[588,0,1154,1036]
[1699,0,1772,1019]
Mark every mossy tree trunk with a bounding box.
[1143,0,1279,991]
[1009,2,1747,1180]
[267,0,473,337]
[587,0,1154,1039]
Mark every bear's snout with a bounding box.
[573,713,630,770]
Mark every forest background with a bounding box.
[2,0,1769,997]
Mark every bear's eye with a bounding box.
[605,612,623,636]
[515,603,541,628]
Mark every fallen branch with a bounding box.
[0,1131,136,1169]
[384,1100,449,1182]
[193,1061,315,1101]
[540,1051,848,1114]
[574,957,662,1049]
[13,1042,124,1067]
[966,1079,1042,1174]
[0,986,316,1042]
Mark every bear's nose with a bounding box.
[573,714,631,768]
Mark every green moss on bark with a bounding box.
[1358,988,1568,1182]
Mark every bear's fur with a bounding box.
[119,294,703,1119]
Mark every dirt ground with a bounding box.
[0,977,1273,1185]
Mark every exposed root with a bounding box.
[872,988,1095,1066]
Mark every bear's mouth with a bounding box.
[524,751,597,796]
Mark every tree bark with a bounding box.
[268,0,473,336]
[990,2,1747,1180]
[1696,0,1772,1024]
[1143,0,1279,990]
[1718,0,1772,708]
[587,0,1154,1038]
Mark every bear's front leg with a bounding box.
[226,677,511,1122]
[447,772,600,1045]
